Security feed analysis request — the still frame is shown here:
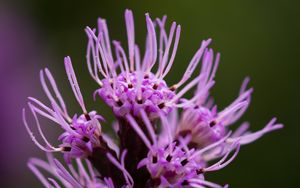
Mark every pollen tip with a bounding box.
[116,100,123,106]
[158,103,165,109]
[62,147,71,152]
[209,120,217,127]
[170,85,176,91]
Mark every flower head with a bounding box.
[175,51,283,148]
[23,57,107,162]
[127,110,239,188]
[85,10,211,119]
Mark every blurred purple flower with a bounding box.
[0,5,53,187]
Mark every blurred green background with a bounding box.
[0,0,299,187]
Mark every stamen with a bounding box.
[28,97,61,124]
[113,41,130,77]
[86,28,107,79]
[27,158,52,187]
[209,121,217,127]
[144,13,157,73]
[82,137,90,143]
[158,103,165,109]
[84,113,91,121]
[28,103,57,150]
[134,45,143,100]
[22,109,61,153]
[156,22,176,77]
[86,27,114,79]
[48,178,61,188]
[156,16,167,65]
[205,142,240,172]
[240,77,250,95]
[217,101,249,125]
[231,122,250,138]
[181,180,189,186]
[188,178,224,188]
[140,109,157,146]
[180,159,188,166]
[64,57,87,113]
[169,75,203,104]
[227,118,283,145]
[106,151,134,186]
[166,155,172,162]
[125,9,135,72]
[189,132,231,160]
[174,39,211,88]
[62,147,71,152]
[51,102,80,135]
[97,18,114,63]
[76,159,91,182]
[160,25,181,79]
[116,100,123,106]
[86,31,103,86]
[40,69,70,121]
[196,169,204,175]
[53,159,82,187]
[137,99,143,104]
[217,84,253,126]
[159,113,173,144]
[120,150,134,186]
[152,156,158,163]
[126,114,152,149]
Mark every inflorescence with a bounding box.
[23,9,283,188]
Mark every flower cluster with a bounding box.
[23,9,283,188]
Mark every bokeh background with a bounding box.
[0,0,299,187]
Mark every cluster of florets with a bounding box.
[178,106,225,147]
[23,59,107,163]
[97,71,175,118]
[58,111,103,161]
[138,142,207,186]
[23,9,283,188]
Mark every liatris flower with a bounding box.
[85,10,211,119]
[127,111,239,187]
[23,58,105,161]
[174,51,283,149]
[24,9,283,188]
[23,58,128,186]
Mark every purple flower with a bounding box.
[125,110,239,187]
[175,51,283,148]
[24,9,283,188]
[23,58,107,162]
[85,10,211,119]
